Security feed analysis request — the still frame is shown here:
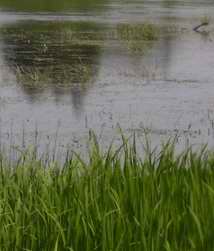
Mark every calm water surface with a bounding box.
[0,0,214,156]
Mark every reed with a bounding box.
[0,134,214,250]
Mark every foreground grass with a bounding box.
[0,136,214,250]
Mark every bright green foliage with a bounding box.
[0,137,214,250]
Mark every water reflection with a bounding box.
[0,21,103,111]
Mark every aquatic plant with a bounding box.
[15,62,93,90]
[0,134,214,250]
[117,23,159,41]
[0,21,102,96]
[117,23,158,54]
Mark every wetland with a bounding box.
[0,0,214,154]
[0,1,214,250]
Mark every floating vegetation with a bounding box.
[117,23,159,41]
[15,66,49,89]
[117,23,159,54]
[0,21,106,44]
[0,21,101,97]
[0,134,214,250]
[15,62,94,90]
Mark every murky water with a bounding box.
[0,0,214,156]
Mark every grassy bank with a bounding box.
[0,136,214,250]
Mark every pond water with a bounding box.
[0,0,214,157]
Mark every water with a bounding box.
[0,0,214,157]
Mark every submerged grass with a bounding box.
[15,62,93,90]
[117,23,159,41]
[0,134,214,250]
[117,23,158,54]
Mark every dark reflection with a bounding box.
[0,0,108,12]
[153,1,179,81]
[0,21,104,112]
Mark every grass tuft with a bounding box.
[0,136,214,250]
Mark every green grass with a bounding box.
[117,23,159,41]
[15,63,93,90]
[117,23,158,54]
[0,134,214,250]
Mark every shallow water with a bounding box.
[0,0,214,157]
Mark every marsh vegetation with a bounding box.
[0,21,159,93]
[0,136,214,250]
[0,1,213,249]
[0,21,102,95]
[117,23,159,53]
